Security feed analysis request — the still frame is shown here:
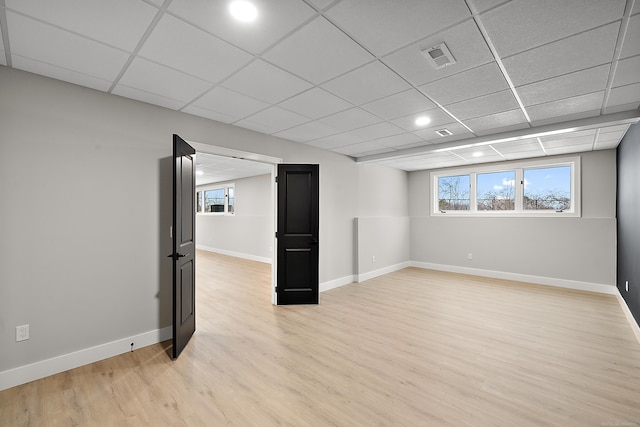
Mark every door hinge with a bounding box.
[275,176,279,183]
[275,232,279,238]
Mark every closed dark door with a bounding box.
[171,134,196,358]
[277,164,319,305]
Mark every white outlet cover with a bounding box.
[16,324,29,342]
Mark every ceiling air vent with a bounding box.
[422,43,456,69]
[436,128,453,137]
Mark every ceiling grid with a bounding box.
[0,0,637,171]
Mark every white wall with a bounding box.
[0,66,407,388]
[355,164,410,280]
[408,150,617,292]
[196,174,273,262]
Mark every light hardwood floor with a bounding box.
[2,250,640,426]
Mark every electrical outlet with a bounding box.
[16,324,29,342]
[626,280,629,292]
[467,253,473,260]
[371,255,376,263]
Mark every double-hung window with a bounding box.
[196,184,235,215]
[432,156,580,217]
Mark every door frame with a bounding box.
[187,140,282,304]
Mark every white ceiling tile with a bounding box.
[490,139,545,159]
[373,133,424,148]
[263,16,373,84]
[181,105,239,124]
[332,140,392,156]
[305,0,335,9]
[468,0,509,13]
[139,14,253,83]
[362,89,436,121]
[544,143,594,155]
[240,106,310,134]
[318,108,382,132]
[274,121,341,142]
[502,23,620,87]
[620,15,640,59]
[599,124,630,135]
[594,139,620,150]
[6,12,130,81]
[308,132,366,149]
[517,65,610,107]
[321,61,411,105]
[481,0,625,57]
[413,122,474,142]
[540,129,596,150]
[596,131,626,144]
[349,122,405,140]
[233,118,281,135]
[112,84,186,110]
[392,108,457,132]
[278,88,353,119]
[606,83,640,110]
[527,92,604,122]
[5,0,158,51]
[612,55,640,88]
[633,1,640,15]
[118,57,212,103]
[454,145,504,162]
[420,62,509,106]
[463,110,529,134]
[446,90,520,120]
[168,0,316,54]
[382,19,494,87]
[326,0,471,56]
[191,86,269,119]
[221,60,312,104]
[11,54,112,92]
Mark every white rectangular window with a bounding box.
[431,156,580,217]
[196,184,235,215]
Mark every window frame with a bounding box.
[431,156,581,217]
[196,183,236,216]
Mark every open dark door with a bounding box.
[276,164,319,305]
[171,134,196,358]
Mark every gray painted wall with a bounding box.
[408,150,617,287]
[0,66,407,374]
[196,174,273,261]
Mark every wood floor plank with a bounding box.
[1,251,640,426]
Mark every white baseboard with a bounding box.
[0,327,172,392]
[357,261,412,283]
[320,275,355,292]
[616,290,640,345]
[410,261,617,295]
[196,244,272,264]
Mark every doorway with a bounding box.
[189,141,281,303]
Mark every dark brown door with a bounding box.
[276,164,319,305]
[171,134,196,358]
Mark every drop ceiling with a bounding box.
[1,0,639,171]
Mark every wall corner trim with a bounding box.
[616,289,640,346]
[0,327,172,392]
[409,261,617,295]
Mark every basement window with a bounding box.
[196,184,235,215]
[432,156,580,217]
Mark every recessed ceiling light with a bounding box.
[472,151,483,157]
[415,116,431,127]
[196,170,204,176]
[229,1,258,22]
